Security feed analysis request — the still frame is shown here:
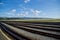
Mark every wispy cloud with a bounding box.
[0,2,4,4]
[19,11,29,17]
[17,8,42,17]
[5,9,17,17]
[11,9,16,13]
[5,7,42,17]
[24,0,30,3]
[30,9,42,15]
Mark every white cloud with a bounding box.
[20,11,29,16]
[11,9,16,13]
[0,3,4,4]
[24,0,30,3]
[5,9,17,17]
[14,11,29,17]
[6,7,42,17]
[31,9,42,15]
[7,13,10,15]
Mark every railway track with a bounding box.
[0,22,60,40]
[0,23,30,40]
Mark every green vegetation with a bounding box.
[0,17,60,22]
[0,19,60,22]
[22,19,60,22]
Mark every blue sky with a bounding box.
[0,0,60,18]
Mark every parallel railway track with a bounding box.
[0,21,60,40]
[0,23,30,40]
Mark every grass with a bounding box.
[23,19,60,22]
[0,19,60,22]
